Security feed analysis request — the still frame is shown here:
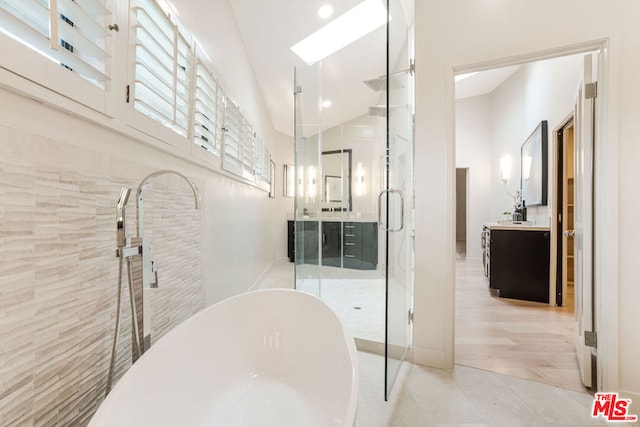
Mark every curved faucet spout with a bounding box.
[135,169,201,237]
[137,169,201,209]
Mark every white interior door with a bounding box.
[574,53,596,388]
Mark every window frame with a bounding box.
[0,0,273,194]
[0,0,114,114]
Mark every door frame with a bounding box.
[450,39,616,391]
[550,114,575,307]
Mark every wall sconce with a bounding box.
[307,166,316,200]
[283,164,295,197]
[297,166,304,198]
[522,155,533,181]
[499,155,511,184]
[355,162,365,196]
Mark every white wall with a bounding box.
[414,0,638,409]
[489,55,583,225]
[455,95,492,261]
[456,56,583,261]
[0,1,293,423]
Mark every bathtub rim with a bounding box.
[94,288,360,426]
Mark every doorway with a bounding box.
[456,168,468,259]
[453,51,595,393]
[555,118,575,311]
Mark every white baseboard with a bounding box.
[249,257,294,291]
[412,346,450,369]
[248,259,276,291]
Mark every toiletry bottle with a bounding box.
[521,200,527,221]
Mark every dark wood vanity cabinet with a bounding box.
[343,222,378,270]
[322,221,342,267]
[288,220,378,270]
[290,220,319,264]
[287,220,295,261]
[486,227,550,303]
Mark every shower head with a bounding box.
[117,187,131,210]
[363,75,405,92]
[116,187,131,249]
[367,105,404,117]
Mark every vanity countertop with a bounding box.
[484,222,550,231]
[287,214,377,223]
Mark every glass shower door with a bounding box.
[383,0,414,400]
[293,63,322,297]
[293,0,414,401]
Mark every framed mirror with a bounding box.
[269,160,276,198]
[322,149,352,211]
[521,120,548,206]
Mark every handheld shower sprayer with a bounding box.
[108,172,200,396]
[116,187,131,249]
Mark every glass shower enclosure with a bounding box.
[293,0,414,399]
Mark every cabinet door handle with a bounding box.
[564,230,575,238]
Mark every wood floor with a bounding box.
[454,258,590,394]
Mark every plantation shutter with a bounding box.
[222,96,242,175]
[240,115,255,179]
[194,61,222,156]
[255,136,271,190]
[0,0,112,84]
[132,0,192,137]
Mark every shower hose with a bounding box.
[105,253,142,397]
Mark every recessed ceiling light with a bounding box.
[318,4,334,19]
[291,0,387,64]
[322,100,332,108]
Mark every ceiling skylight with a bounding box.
[291,0,387,64]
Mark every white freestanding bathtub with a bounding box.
[90,289,359,427]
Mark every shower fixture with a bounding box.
[107,186,141,397]
[136,170,201,290]
[363,74,405,92]
[116,187,130,248]
[106,171,201,397]
[367,104,403,117]
[363,60,415,92]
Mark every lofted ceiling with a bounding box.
[172,1,516,138]
[455,65,522,100]
[228,0,412,136]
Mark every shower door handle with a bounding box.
[378,189,405,232]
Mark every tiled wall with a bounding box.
[0,125,204,425]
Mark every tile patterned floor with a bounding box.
[257,261,635,426]
[356,351,628,426]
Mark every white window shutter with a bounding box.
[0,0,112,85]
[132,0,192,137]
[194,61,221,156]
[240,115,255,180]
[222,96,242,175]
